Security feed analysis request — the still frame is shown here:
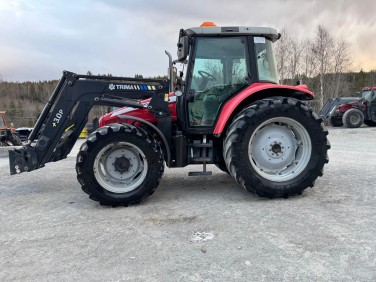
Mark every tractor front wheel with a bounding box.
[0,131,22,146]
[342,108,364,128]
[76,124,164,206]
[329,117,343,127]
[10,133,22,146]
[224,97,330,198]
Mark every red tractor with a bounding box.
[9,23,330,206]
[321,87,376,128]
[0,111,22,146]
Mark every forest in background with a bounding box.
[275,25,376,110]
[0,25,375,127]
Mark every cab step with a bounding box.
[188,135,213,176]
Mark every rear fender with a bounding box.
[213,83,314,136]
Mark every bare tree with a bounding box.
[275,29,291,82]
[301,39,318,81]
[370,70,376,86]
[311,25,335,108]
[276,30,307,85]
[288,38,304,85]
[331,38,352,98]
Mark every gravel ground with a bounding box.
[0,126,375,281]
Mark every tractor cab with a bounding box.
[0,111,6,130]
[172,23,280,132]
[361,87,376,125]
[361,87,376,102]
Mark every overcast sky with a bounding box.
[0,0,375,81]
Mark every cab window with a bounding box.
[0,116,5,128]
[188,37,249,126]
[254,37,279,83]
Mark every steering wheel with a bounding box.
[198,70,216,81]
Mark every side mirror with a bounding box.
[177,36,189,62]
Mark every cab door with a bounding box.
[185,37,250,129]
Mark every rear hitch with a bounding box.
[9,146,39,175]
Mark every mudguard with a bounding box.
[213,83,314,135]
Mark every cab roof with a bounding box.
[185,26,280,42]
[362,87,376,91]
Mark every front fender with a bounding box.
[213,83,314,135]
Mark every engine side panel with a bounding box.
[99,93,177,126]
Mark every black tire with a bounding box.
[215,140,229,173]
[1,131,22,146]
[223,97,330,198]
[10,133,22,146]
[215,161,229,174]
[329,117,343,127]
[76,123,164,206]
[364,120,376,127]
[342,108,364,128]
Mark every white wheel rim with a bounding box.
[350,113,360,124]
[93,142,148,193]
[248,117,312,182]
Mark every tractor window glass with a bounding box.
[254,37,279,83]
[362,90,372,102]
[188,37,249,126]
[0,117,5,128]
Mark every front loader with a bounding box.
[9,23,330,206]
[321,87,376,128]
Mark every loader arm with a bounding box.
[9,71,170,175]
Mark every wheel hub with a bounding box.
[113,156,131,173]
[103,147,142,181]
[271,143,282,154]
[350,114,360,124]
[267,140,285,158]
[250,124,298,172]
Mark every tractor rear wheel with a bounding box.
[215,161,229,174]
[364,120,376,127]
[342,108,364,128]
[76,123,164,206]
[224,97,330,198]
[215,145,229,173]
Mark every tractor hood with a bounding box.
[99,93,178,127]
